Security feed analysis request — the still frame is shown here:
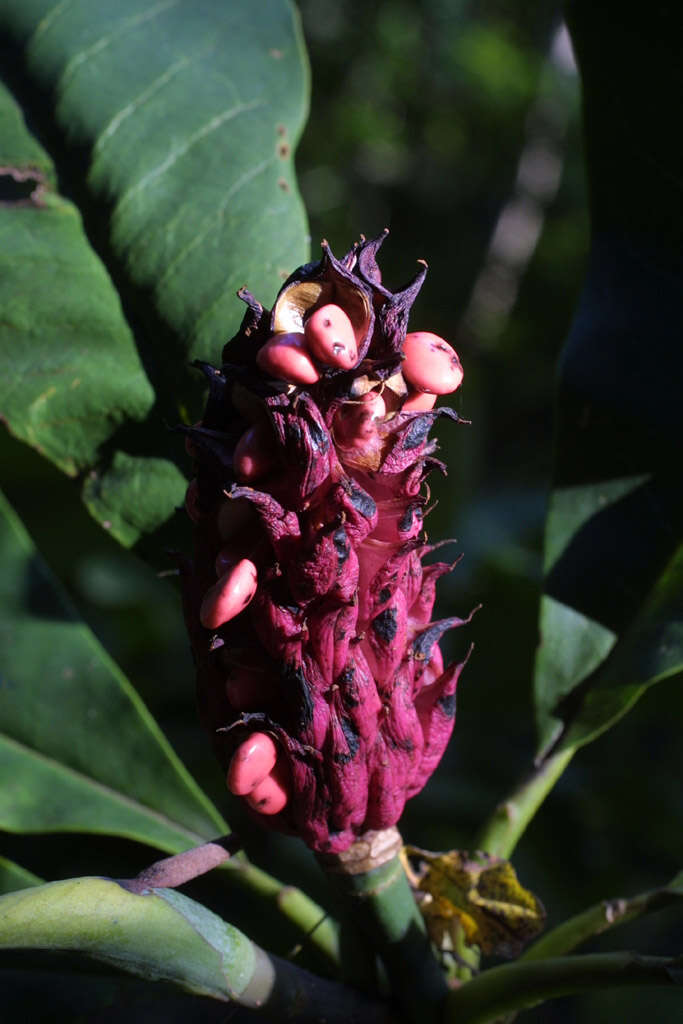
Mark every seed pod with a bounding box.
[233,420,276,481]
[227,732,278,795]
[305,303,358,369]
[181,233,473,854]
[333,391,386,449]
[245,757,290,815]
[402,390,437,412]
[403,331,463,394]
[256,332,320,385]
[199,559,258,629]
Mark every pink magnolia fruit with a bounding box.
[199,559,258,629]
[256,332,320,385]
[184,478,201,524]
[333,390,386,449]
[227,731,278,795]
[402,390,437,413]
[244,757,290,814]
[181,233,472,854]
[233,420,275,481]
[403,331,463,394]
[305,303,359,369]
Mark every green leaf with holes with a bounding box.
[0,0,309,549]
[0,486,228,848]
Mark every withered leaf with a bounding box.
[403,846,546,958]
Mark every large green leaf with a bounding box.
[0,856,41,894]
[0,81,155,478]
[0,0,309,548]
[0,878,255,1002]
[534,1,683,754]
[0,878,365,1021]
[0,487,227,848]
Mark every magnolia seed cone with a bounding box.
[180,232,473,854]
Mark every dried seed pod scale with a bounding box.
[180,232,473,864]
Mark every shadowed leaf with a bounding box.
[0,488,227,849]
[534,1,683,754]
[0,0,309,548]
[0,856,42,894]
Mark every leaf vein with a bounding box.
[59,0,181,91]
[115,98,265,210]
[156,156,276,288]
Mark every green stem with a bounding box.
[444,951,683,1024]
[323,853,449,1024]
[125,837,341,970]
[522,870,683,961]
[224,857,341,969]
[474,747,574,858]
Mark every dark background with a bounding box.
[2,1,682,1020]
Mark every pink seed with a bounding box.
[334,390,386,448]
[403,332,463,395]
[184,479,201,523]
[256,332,321,385]
[244,757,289,814]
[217,497,255,540]
[225,666,271,710]
[402,390,437,412]
[233,421,275,481]
[214,545,237,577]
[227,732,277,795]
[304,304,358,370]
[199,558,258,629]
[184,421,202,458]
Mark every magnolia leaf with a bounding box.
[404,847,545,959]
[0,877,255,1001]
[0,487,227,848]
[0,80,154,479]
[558,543,683,751]
[0,856,42,895]
[0,0,309,550]
[0,877,376,1021]
[534,0,683,753]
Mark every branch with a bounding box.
[225,855,342,969]
[474,747,574,858]
[444,951,683,1024]
[117,836,341,971]
[522,870,683,961]
[0,878,388,1024]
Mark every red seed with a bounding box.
[227,732,277,795]
[403,332,463,395]
[184,421,202,458]
[214,545,237,577]
[256,332,320,385]
[402,390,437,412]
[225,666,271,710]
[184,479,201,523]
[233,420,275,481]
[334,390,386,448]
[199,558,258,629]
[217,497,255,540]
[304,304,358,370]
[244,757,289,814]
